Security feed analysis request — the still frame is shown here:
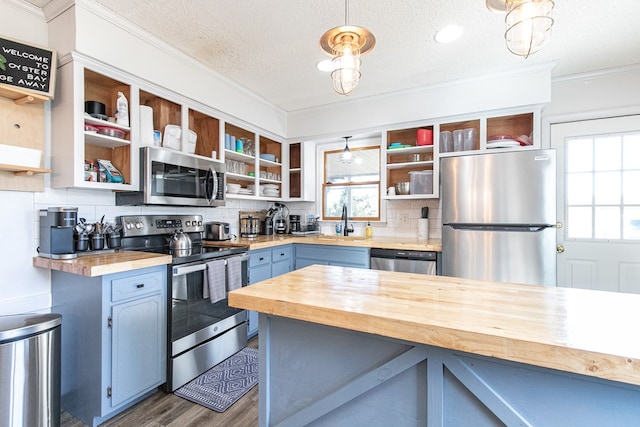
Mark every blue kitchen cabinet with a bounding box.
[271,244,294,276]
[51,266,167,427]
[294,244,370,270]
[247,245,294,337]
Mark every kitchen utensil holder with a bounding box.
[91,233,105,251]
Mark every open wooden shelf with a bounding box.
[0,85,50,104]
[0,163,50,176]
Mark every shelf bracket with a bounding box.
[14,95,37,105]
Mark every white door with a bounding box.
[552,115,640,293]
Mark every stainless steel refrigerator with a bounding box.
[441,149,557,286]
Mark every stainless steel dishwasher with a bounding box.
[370,248,439,275]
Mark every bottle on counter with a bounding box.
[365,221,373,238]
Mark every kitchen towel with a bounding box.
[203,259,226,304]
[226,256,242,292]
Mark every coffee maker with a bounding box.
[273,203,289,234]
[38,207,78,259]
[289,215,301,233]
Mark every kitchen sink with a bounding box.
[313,236,368,242]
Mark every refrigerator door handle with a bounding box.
[446,224,556,232]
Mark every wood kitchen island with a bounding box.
[229,265,640,427]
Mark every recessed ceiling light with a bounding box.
[316,59,334,72]
[434,25,464,44]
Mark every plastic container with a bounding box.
[409,170,433,194]
[416,128,433,146]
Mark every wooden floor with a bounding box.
[61,338,258,427]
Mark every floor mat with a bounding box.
[174,347,258,412]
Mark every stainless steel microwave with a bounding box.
[116,147,225,207]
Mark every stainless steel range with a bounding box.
[117,214,249,391]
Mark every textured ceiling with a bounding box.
[24,0,640,112]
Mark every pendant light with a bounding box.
[341,136,353,164]
[320,0,375,95]
[486,0,554,59]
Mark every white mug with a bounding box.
[387,186,396,196]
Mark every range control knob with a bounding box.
[136,222,143,229]
[185,220,191,227]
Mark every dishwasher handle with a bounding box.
[370,248,437,261]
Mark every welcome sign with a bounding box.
[0,36,57,99]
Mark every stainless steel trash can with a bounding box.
[0,313,61,427]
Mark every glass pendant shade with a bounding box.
[341,136,353,163]
[331,35,362,95]
[504,0,554,58]
[320,0,375,96]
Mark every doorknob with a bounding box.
[556,221,563,228]
[556,245,565,253]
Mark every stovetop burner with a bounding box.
[117,214,247,264]
[139,244,247,264]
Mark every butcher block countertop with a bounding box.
[33,251,172,277]
[204,234,442,251]
[229,264,640,387]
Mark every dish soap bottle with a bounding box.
[365,221,373,238]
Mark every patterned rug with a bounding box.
[174,347,259,412]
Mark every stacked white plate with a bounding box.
[226,183,241,194]
[263,184,280,197]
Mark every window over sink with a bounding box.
[322,145,380,221]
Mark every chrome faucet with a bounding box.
[341,204,354,236]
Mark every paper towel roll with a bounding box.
[418,218,429,241]
[140,105,154,146]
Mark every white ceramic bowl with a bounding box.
[227,183,241,193]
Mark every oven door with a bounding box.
[169,253,248,357]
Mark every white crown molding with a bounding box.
[551,63,640,84]
[4,0,45,18]
[39,0,74,21]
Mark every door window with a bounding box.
[566,131,640,241]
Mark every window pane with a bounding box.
[623,171,640,204]
[623,134,640,170]
[594,171,621,205]
[567,172,592,205]
[566,138,592,172]
[594,206,620,239]
[567,206,592,239]
[326,148,380,183]
[622,134,640,170]
[324,184,379,218]
[623,207,640,240]
[594,136,621,171]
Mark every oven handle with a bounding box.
[173,263,207,276]
[172,253,250,277]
